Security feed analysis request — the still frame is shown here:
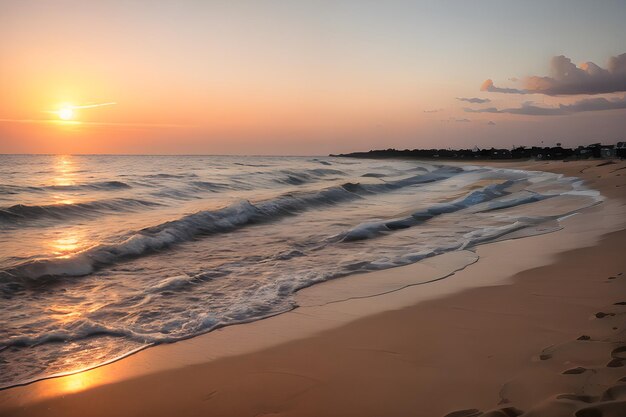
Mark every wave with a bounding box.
[310,159,333,166]
[274,168,347,185]
[0,198,162,225]
[189,181,231,192]
[0,215,554,351]
[474,191,547,212]
[2,167,461,283]
[1,320,154,350]
[148,180,242,200]
[146,270,228,294]
[233,162,272,167]
[142,173,198,179]
[339,181,552,241]
[0,181,131,195]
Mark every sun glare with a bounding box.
[58,106,75,121]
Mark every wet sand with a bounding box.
[1,159,624,417]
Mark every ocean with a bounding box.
[0,154,600,389]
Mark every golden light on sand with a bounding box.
[56,372,98,395]
[58,106,75,121]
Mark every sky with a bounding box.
[1,0,625,155]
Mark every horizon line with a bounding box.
[0,140,623,158]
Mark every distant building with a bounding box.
[617,142,626,158]
[601,148,615,158]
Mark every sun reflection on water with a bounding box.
[48,228,89,258]
[47,305,82,324]
[52,155,76,187]
[51,235,81,254]
[51,196,75,205]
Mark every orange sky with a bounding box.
[1,1,625,154]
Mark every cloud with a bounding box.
[423,108,443,113]
[482,53,626,96]
[71,102,117,109]
[481,79,527,94]
[439,117,471,123]
[487,121,496,125]
[43,102,117,116]
[464,96,626,116]
[457,97,490,104]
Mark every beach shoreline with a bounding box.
[1,159,624,417]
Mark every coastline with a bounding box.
[0,159,624,416]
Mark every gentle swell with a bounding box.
[0,198,162,225]
[0,180,131,194]
[274,168,347,185]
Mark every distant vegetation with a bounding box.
[331,142,626,161]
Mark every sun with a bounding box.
[58,106,75,121]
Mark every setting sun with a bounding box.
[58,106,74,121]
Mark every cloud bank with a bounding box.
[464,96,626,116]
[457,97,490,104]
[482,53,626,96]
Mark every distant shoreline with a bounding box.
[331,143,625,161]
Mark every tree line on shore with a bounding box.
[331,142,626,161]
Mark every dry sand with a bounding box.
[0,159,624,417]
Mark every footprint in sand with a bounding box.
[562,367,587,375]
[443,409,482,417]
[601,383,626,401]
[575,402,626,417]
[556,393,595,403]
[606,346,626,367]
[479,407,523,416]
[443,407,523,417]
[611,346,626,359]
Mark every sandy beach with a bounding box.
[0,159,624,417]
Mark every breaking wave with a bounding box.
[2,167,461,282]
